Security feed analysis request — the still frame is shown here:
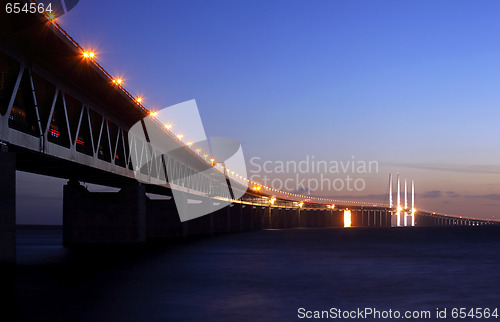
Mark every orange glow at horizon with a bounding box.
[344,209,352,228]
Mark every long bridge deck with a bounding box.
[0,7,496,267]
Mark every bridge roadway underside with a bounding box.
[0,148,392,265]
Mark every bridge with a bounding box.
[0,9,496,267]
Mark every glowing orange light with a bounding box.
[46,13,56,21]
[270,197,276,205]
[149,111,158,117]
[177,134,183,140]
[252,186,261,192]
[136,97,143,103]
[112,78,123,85]
[164,124,172,130]
[344,209,352,228]
[298,202,304,208]
[187,142,193,147]
[195,148,201,154]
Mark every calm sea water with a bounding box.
[9,226,500,321]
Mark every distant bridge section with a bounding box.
[415,211,498,227]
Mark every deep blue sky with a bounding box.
[18,0,500,223]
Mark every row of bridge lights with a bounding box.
[76,27,378,208]
[77,31,490,222]
[81,56,378,207]
[41,16,342,210]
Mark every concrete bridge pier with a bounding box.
[268,207,275,229]
[213,205,231,234]
[63,180,147,245]
[252,206,262,230]
[287,208,295,228]
[272,206,283,229]
[261,206,271,229]
[146,196,184,240]
[241,205,253,231]
[327,209,334,227]
[352,209,361,227]
[284,208,290,228]
[269,207,279,229]
[0,151,16,266]
[182,196,214,237]
[229,204,243,232]
[313,209,321,227]
[384,210,389,226]
[319,209,327,227]
[334,209,340,227]
[304,209,312,227]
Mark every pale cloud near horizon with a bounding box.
[383,162,500,175]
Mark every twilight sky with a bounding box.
[18,0,500,223]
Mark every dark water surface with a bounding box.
[11,226,500,321]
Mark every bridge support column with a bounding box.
[262,206,271,229]
[63,180,147,244]
[241,205,252,231]
[213,205,230,234]
[229,204,243,232]
[384,210,391,227]
[181,196,214,237]
[146,196,184,240]
[251,206,262,230]
[0,152,16,265]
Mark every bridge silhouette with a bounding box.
[0,10,496,266]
